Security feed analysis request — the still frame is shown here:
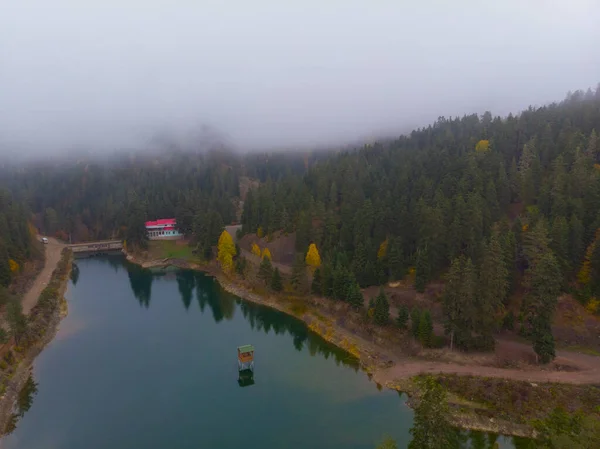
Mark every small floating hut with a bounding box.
[237,344,255,372]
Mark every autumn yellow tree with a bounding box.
[261,247,272,260]
[305,243,321,272]
[475,140,490,152]
[8,260,19,274]
[251,243,261,257]
[256,227,264,238]
[217,230,236,272]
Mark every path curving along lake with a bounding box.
[2,257,520,449]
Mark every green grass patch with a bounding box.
[149,241,195,260]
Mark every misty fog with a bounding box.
[1,1,599,155]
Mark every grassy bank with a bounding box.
[0,249,72,436]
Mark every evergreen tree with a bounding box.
[332,266,353,301]
[408,377,459,449]
[387,236,404,281]
[443,256,478,350]
[415,245,430,293]
[0,246,10,288]
[528,251,561,363]
[411,307,421,338]
[352,241,368,286]
[569,214,585,268]
[347,282,364,310]
[258,256,273,284]
[271,267,283,292]
[321,263,334,298]
[502,229,518,295]
[418,310,433,347]
[290,253,309,293]
[396,305,409,329]
[234,256,247,278]
[373,288,390,325]
[124,200,148,249]
[523,220,551,268]
[295,211,312,252]
[478,233,508,334]
[311,268,322,295]
[550,216,571,274]
[532,316,555,364]
[363,260,377,287]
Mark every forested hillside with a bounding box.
[1,152,242,245]
[241,86,600,358]
[0,190,35,288]
[0,149,321,248]
[3,85,600,361]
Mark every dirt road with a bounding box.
[21,237,65,315]
[373,339,600,386]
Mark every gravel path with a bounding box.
[21,237,65,315]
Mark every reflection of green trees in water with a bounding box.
[121,261,357,370]
[177,271,195,310]
[194,273,235,322]
[3,374,38,435]
[126,263,153,308]
[235,290,358,370]
[70,262,80,286]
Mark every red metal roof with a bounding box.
[145,218,176,227]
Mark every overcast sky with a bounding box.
[1,1,599,154]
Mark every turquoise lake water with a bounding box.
[1,257,521,448]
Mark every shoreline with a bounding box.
[0,251,72,437]
[125,252,540,438]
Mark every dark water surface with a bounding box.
[2,257,519,449]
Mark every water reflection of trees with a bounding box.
[70,262,80,286]
[236,295,359,371]
[176,271,195,310]
[122,262,359,370]
[126,264,153,308]
[194,273,235,322]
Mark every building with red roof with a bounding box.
[145,218,182,240]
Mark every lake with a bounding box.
[2,257,520,449]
